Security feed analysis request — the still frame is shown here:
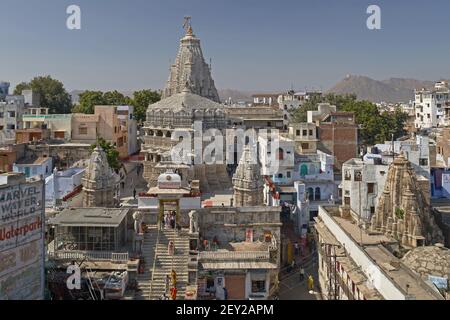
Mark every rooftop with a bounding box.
[148,90,224,112]
[50,207,131,227]
[15,156,51,165]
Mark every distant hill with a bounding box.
[328,75,438,103]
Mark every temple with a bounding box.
[162,20,220,103]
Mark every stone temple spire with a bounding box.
[232,145,264,207]
[162,18,220,103]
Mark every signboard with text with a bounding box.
[0,180,45,300]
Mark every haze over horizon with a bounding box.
[1,0,450,92]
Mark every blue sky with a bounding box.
[1,0,450,92]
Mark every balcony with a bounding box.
[199,250,270,261]
[48,250,129,263]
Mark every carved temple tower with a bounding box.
[232,145,264,207]
[162,19,220,103]
[82,146,120,208]
[370,155,443,248]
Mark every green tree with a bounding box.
[73,91,106,114]
[90,138,121,171]
[73,90,134,114]
[132,89,161,123]
[13,76,72,113]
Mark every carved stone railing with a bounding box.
[199,251,270,261]
[48,250,129,263]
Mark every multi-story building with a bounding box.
[72,105,131,157]
[0,172,45,300]
[116,105,138,157]
[22,108,72,141]
[0,95,26,145]
[314,205,445,300]
[341,157,388,221]
[258,133,295,186]
[414,81,450,129]
[287,122,319,154]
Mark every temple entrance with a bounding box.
[158,198,181,228]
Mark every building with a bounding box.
[252,93,280,107]
[0,95,26,145]
[162,21,220,103]
[0,173,45,300]
[142,88,229,191]
[81,146,120,208]
[315,111,358,173]
[314,205,445,300]
[341,157,389,221]
[0,144,26,173]
[13,156,53,179]
[258,133,295,186]
[436,127,450,168]
[21,90,41,107]
[116,105,138,157]
[226,105,285,131]
[22,109,72,141]
[196,206,281,300]
[0,82,10,100]
[288,122,319,154]
[45,167,85,208]
[414,81,450,129]
[72,105,131,157]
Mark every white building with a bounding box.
[0,95,26,144]
[341,158,389,221]
[0,173,45,300]
[371,135,432,179]
[13,156,53,179]
[414,81,450,129]
[45,167,85,208]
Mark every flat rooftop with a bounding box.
[51,207,130,227]
[318,206,444,300]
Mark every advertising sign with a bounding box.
[0,180,44,300]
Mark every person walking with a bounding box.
[308,275,314,291]
[165,275,170,294]
[168,241,175,255]
[299,267,305,281]
[223,287,228,300]
[133,188,137,199]
[294,242,299,256]
[171,269,177,287]
[170,287,178,300]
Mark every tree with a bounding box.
[73,90,135,114]
[73,91,106,114]
[132,89,161,123]
[13,76,72,113]
[90,138,121,171]
[289,92,408,146]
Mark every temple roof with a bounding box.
[148,90,224,113]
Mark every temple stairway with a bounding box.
[135,226,190,300]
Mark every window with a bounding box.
[267,122,272,127]
[79,127,88,135]
[287,171,291,178]
[370,207,375,214]
[367,183,374,194]
[308,188,314,201]
[8,111,16,118]
[303,130,307,136]
[315,187,321,201]
[344,197,350,205]
[427,114,430,119]
[277,173,283,179]
[344,170,351,181]
[301,143,309,150]
[354,171,362,181]
[0,112,3,118]
[309,129,313,136]
[296,130,300,136]
[419,158,428,166]
[276,148,284,161]
[252,280,266,293]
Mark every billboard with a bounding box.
[0,179,45,300]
